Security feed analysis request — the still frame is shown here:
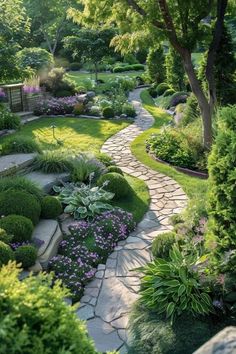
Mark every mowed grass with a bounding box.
[67,70,143,86]
[131,90,207,199]
[0,117,130,153]
[112,174,150,223]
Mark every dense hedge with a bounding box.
[207,105,236,251]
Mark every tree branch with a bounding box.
[126,0,165,29]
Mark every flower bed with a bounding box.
[49,208,135,299]
[34,95,84,116]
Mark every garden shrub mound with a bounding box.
[0,262,98,354]
[71,154,105,183]
[147,124,207,171]
[102,106,115,119]
[152,231,176,259]
[97,172,131,199]
[41,196,62,219]
[0,176,43,203]
[156,83,170,95]
[96,152,114,166]
[0,215,34,243]
[106,165,123,175]
[15,245,37,268]
[0,190,41,225]
[1,136,41,155]
[0,241,15,266]
[0,108,20,130]
[122,103,136,117]
[129,302,236,354]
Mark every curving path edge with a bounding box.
[76,88,188,353]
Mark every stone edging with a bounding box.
[75,88,188,353]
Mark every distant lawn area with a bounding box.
[0,117,130,153]
[67,70,144,86]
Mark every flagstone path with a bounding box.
[76,88,188,353]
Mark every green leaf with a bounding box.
[178,284,186,297]
[166,302,175,318]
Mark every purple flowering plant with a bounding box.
[49,208,135,298]
[34,95,83,116]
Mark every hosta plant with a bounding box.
[140,245,213,323]
[53,180,114,219]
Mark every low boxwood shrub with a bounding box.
[168,91,188,108]
[0,191,41,225]
[0,228,12,244]
[0,241,15,266]
[1,136,41,155]
[97,172,131,199]
[106,165,123,175]
[0,109,20,130]
[152,231,177,259]
[0,176,43,203]
[32,151,72,174]
[0,215,34,243]
[14,245,37,269]
[102,106,115,119]
[41,196,62,219]
[148,87,158,98]
[122,103,136,117]
[0,262,98,354]
[156,83,170,95]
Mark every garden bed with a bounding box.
[148,150,208,179]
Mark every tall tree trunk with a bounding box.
[181,50,213,149]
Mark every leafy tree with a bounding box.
[165,46,185,91]
[17,47,54,72]
[74,0,231,149]
[64,28,116,81]
[146,45,166,83]
[0,0,29,82]
[24,0,80,56]
[199,24,236,105]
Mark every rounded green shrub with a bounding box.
[102,106,115,119]
[41,196,62,219]
[106,165,123,175]
[17,47,53,71]
[0,191,41,225]
[1,136,41,155]
[0,109,21,130]
[15,245,37,269]
[163,88,175,97]
[122,103,136,117]
[0,215,34,243]
[97,172,131,199]
[0,176,44,203]
[0,228,12,244]
[0,241,15,266]
[152,232,177,259]
[0,262,98,354]
[156,82,170,95]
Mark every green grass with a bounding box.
[131,90,207,199]
[0,117,130,154]
[112,174,150,223]
[67,70,143,86]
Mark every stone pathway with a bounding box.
[76,88,188,353]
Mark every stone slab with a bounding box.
[25,171,70,193]
[0,153,36,177]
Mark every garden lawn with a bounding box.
[0,117,130,153]
[112,174,150,223]
[131,90,207,199]
[67,70,143,86]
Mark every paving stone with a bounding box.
[95,277,139,322]
[76,304,94,320]
[80,88,187,351]
[0,153,36,177]
[87,318,123,352]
